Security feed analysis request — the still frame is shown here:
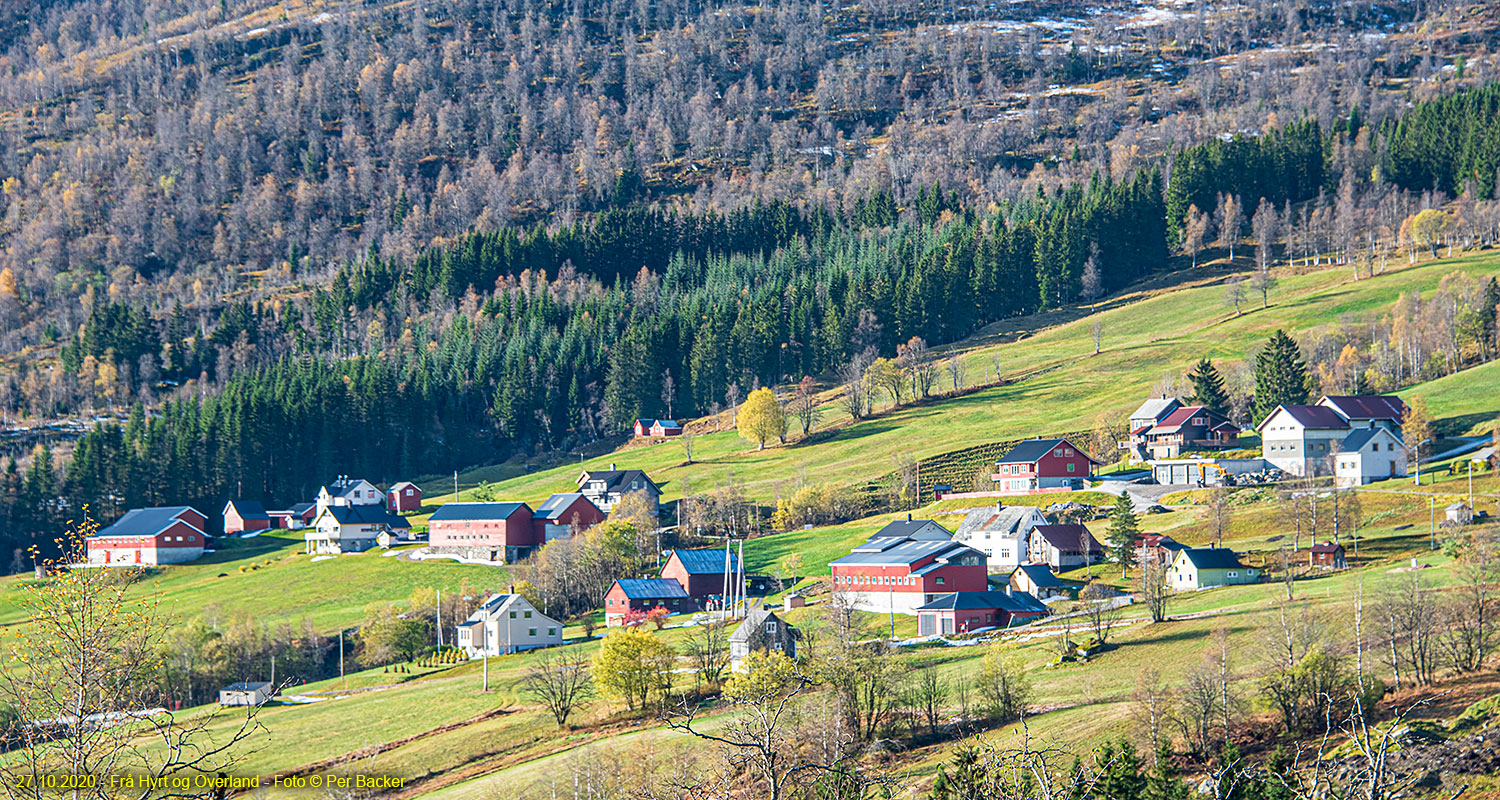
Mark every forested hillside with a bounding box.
[3,0,1500,564]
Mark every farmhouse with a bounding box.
[829,534,987,614]
[218,682,273,706]
[1027,524,1105,570]
[316,476,385,511]
[660,547,740,601]
[305,504,412,554]
[222,500,271,535]
[604,578,696,625]
[1124,396,1183,462]
[86,506,208,566]
[1333,428,1408,487]
[427,502,541,563]
[916,588,1049,635]
[533,492,606,541]
[1259,395,1408,477]
[386,481,422,513]
[577,465,662,514]
[954,502,1050,571]
[1317,395,1407,432]
[1137,405,1242,459]
[455,593,563,656]
[1008,563,1075,601]
[1170,548,1259,590]
[633,419,684,438]
[729,608,799,671]
[992,438,1099,493]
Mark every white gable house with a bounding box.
[954,502,1051,572]
[1334,428,1408,487]
[455,594,563,657]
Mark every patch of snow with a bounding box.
[309,12,334,24]
[245,27,269,37]
[408,549,506,567]
[382,549,403,557]
[238,531,261,539]
[310,555,335,563]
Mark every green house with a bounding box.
[1170,548,1258,590]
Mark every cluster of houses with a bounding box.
[603,545,741,625]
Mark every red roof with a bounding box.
[1320,395,1407,422]
[1257,404,1349,431]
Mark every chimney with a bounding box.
[906,512,912,521]
[995,499,1004,511]
[1005,585,1013,596]
[609,462,617,471]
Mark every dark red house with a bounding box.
[222,500,271,535]
[916,589,1050,636]
[532,492,606,541]
[604,578,697,625]
[1308,541,1347,570]
[992,438,1101,493]
[386,482,422,513]
[829,535,987,613]
[428,502,540,563]
[660,547,740,599]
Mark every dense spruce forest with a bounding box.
[0,0,1499,564]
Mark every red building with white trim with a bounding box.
[829,531,987,614]
[86,506,208,566]
[992,438,1101,493]
[222,500,271,535]
[427,501,540,563]
[386,482,422,513]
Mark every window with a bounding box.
[509,611,517,619]
[767,621,778,633]
[1227,571,1238,578]
[1193,417,1205,425]
[936,577,945,586]
[548,627,556,636]
[528,628,537,637]
[524,610,533,618]
[1067,464,1076,473]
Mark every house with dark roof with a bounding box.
[223,500,271,535]
[1027,524,1105,570]
[1317,395,1407,432]
[455,593,563,656]
[954,502,1051,571]
[1260,395,1409,477]
[829,534,987,614]
[633,419,684,438]
[1307,541,1346,570]
[1138,534,1187,567]
[873,516,953,541]
[427,502,540,563]
[729,609,799,670]
[577,465,662,514]
[1170,548,1259,590]
[916,588,1050,635]
[533,492,606,541]
[1008,563,1078,601]
[1126,396,1184,462]
[992,438,1100,493]
[268,502,317,530]
[85,506,208,566]
[1333,427,1408,487]
[306,504,412,555]
[315,476,384,512]
[604,578,697,625]
[386,481,422,513]
[660,547,741,599]
[1139,405,1242,459]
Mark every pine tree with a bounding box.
[1251,330,1310,424]
[1187,359,1230,417]
[1105,492,1141,577]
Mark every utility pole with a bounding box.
[437,589,443,650]
[338,629,345,689]
[454,470,459,501]
[270,655,275,688]
[1430,495,1436,551]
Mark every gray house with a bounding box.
[729,608,799,671]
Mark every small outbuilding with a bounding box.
[1447,503,1475,526]
[387,482,423,513]
[1308,541,1346,570]
[1008,563,1076,601]
[916,588,1049,636]
[218,682,273,706]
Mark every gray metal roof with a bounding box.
[916,590,1049,614]
[95,506,204,539]
[956,505,1049,538]
[429,502,529,521]
[831,538,983,568]
[533,493,595,520]
[1129,396,1181,422]
[1177,548,1248,570]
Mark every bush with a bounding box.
[771,483,859,531]
[645,606,670,630]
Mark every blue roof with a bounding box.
[613,578,690,600]
[1011,563,1067,587]
[96,507,203,538]
[534,493,595,521]
[429,502,529,521]
[1339,428,1399,453]
[225,500,269,520]
[667,547,739,575]
[917,590,1049,614]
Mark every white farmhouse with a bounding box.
[1333,428,1408,487]
[315,476,384,513]
[455,594,564,656]
[1257,405,1358,476]
[953,502,1051,572]
[305,505,411,554]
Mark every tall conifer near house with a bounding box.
[1105,492,1141,577]
[1187,359,1230,417]
[1252,330,1310,424]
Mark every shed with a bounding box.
[1308,541,1346,570]
[1447,503,1474,526]
[729,609,799,670]
[218,682,273,706]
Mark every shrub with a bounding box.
[771,483,859,530]
[646,606,670,630]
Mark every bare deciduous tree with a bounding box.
[518,647,594,727]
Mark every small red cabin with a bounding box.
[387,482,422,513]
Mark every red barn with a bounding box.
[992,438,1101,493]
[632,419,684,438]
[829,535,988,614]
[660,547,741,600]
[916,589,1050,636]
[86,506,207,566]
[532,492,605,541]
[604,578,697,625]
[427,501,540,563]
[222,500,271,535]
[387,482,422,513]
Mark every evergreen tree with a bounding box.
[1096,740,1147,798]
[1251,330,1311,424]
[1187,359,1231,417]
[1105,492,1141,577]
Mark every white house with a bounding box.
[455,594,564,657]
[315,476,384,513]
[305,504,411,554]
[953,502,1051,572]
[1257,405,1357,476]
[218,682,272,706]
[1333,428,1408,487]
